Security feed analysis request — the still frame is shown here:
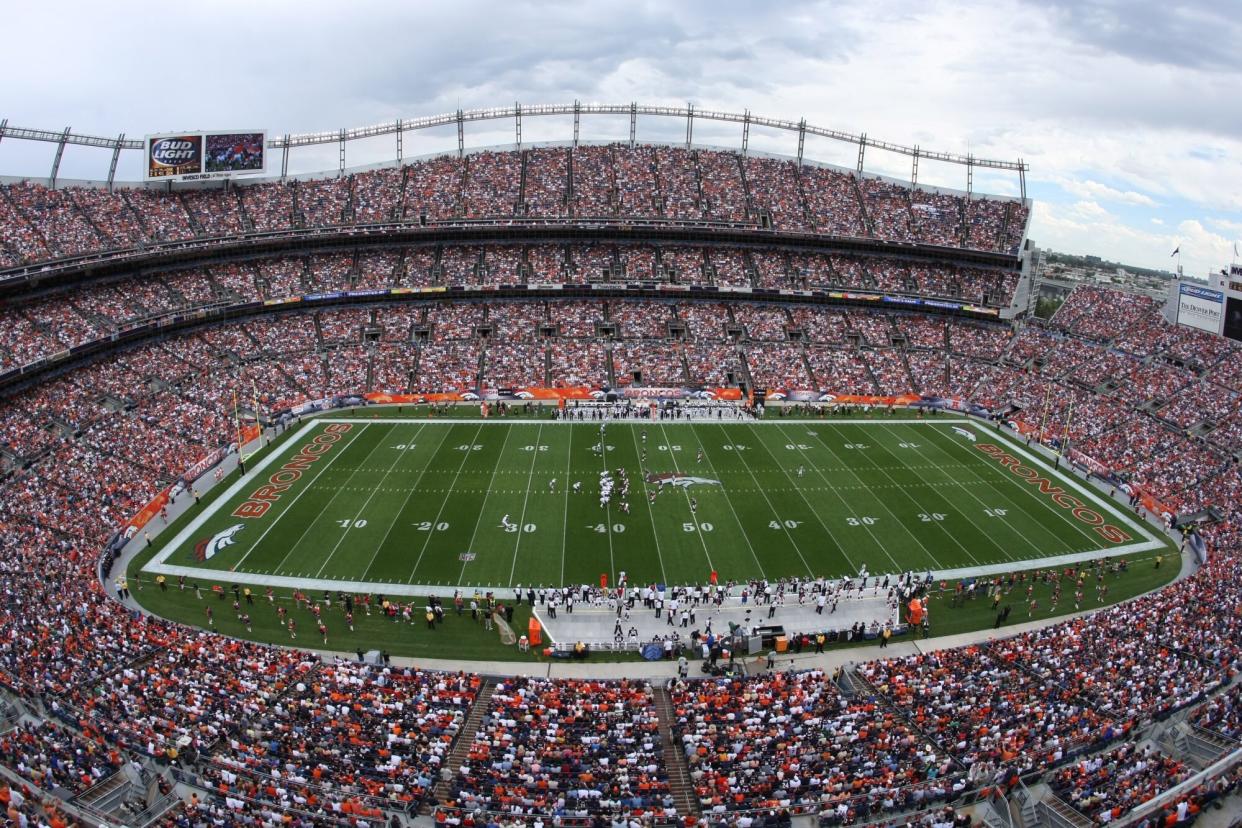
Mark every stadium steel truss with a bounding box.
[0,102,1029,194]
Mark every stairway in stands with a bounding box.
[431,678,498,803]
[652,685,698,818]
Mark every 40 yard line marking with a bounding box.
[233,423,371,574]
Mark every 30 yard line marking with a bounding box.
[456,424,515,585]
[233,423,371,573]
[835,423,983,566]
[767,423,899,574]
[408,423,485,582]
[507,423,544,587]
[797,424,944,570]
[314,423,427,578]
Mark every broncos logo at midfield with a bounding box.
[645,472,722,489]
[194,524,245,561]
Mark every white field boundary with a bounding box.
[140,416,1172,596]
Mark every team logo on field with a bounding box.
[952,426,977,442]
[645,472,722,489]
[194,524,245,561]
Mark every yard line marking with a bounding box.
[360,424,451,581]
[599,425,617,586]
[881,422,1044,560]
[629,425,668,585]
[234,423,371,573]
[408,423,486,581]
[796,423,945,570]
[766,423,902,574]
[657,422,713,573]
[560,425,573,586]
[686,424,770,578]
[313,423,427,578]
[268,424,394,575]
[456,425,516,585]
[508,423,544,587]
[832,423,984,566]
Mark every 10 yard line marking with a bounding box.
[313,423,427,578]
[270,425,396,576]
[233,423,371,573]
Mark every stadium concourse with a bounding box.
[0,147,1238,828]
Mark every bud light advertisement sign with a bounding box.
[144,130,266,182]
[147,135,202,179]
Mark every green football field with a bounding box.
[142,414,1166,594]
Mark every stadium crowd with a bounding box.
[0,146,1029,275]
[0,181,1240,828]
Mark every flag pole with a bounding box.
[233,388,245,474]
[1038,382,1052,445]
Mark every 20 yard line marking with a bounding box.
[456,425,515,585]
[233,423,371,573]
[408,423,486,582]
[359,424,451,581]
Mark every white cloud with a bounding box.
[1054,178,1157,207]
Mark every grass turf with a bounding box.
[124,407,1179,661]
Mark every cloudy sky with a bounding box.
[2,0,1239,278]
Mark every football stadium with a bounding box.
[1,21,1241,828]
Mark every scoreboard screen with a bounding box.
[145,130,266,183]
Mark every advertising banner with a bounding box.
[145,130,266,183]
[1177,284,1224,334]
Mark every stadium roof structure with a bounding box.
[0,102,1029,195]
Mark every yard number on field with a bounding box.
[846,516,877,526]
[413,521,450,531]
[769,519,802,529]
[984,508,1009,517]
[337,519,368,528]
[684,522,714,532]
[456,444,484,451]
[589,523,627,533]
